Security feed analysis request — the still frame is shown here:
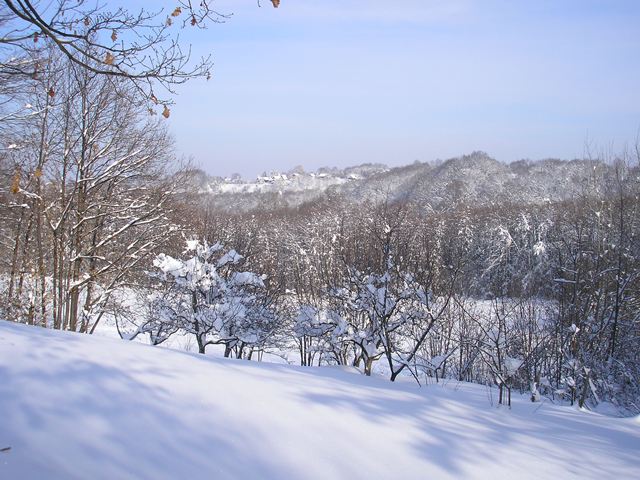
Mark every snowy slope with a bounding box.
[1,321,638,480]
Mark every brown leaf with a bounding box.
[111,30,117,42]
[171,7,182,17]
[191,16,197,26]
[150,93,159,104]
[34,167,43,178]
[162,105,170,118]
[48,87,55,98]
[271,0,280,7]
[10,171,20,195]
[83,17,90,26]
[33,32,39,43]
[104,52,115,65]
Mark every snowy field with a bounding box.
[1,320,638,480]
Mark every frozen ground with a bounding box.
[1,320,638,479]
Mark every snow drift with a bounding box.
[0,320,638,479]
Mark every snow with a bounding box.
[533,240,546,256]
[1,320,639,480]
[216,249,243,267]
[152,253,184,275]
[504,356,524,375]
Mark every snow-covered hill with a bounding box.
[195,163,389,212]
[1,320,638,480]
[196,153,620,212]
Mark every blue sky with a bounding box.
[160,1,640,177]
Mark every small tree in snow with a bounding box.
[152,240,275,355]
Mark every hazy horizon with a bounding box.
[189,150,606,180]
[154,0,639,177]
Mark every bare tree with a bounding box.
[1,47,181,331]
[0,1,277,106]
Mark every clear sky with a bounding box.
[161,0,640,178]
